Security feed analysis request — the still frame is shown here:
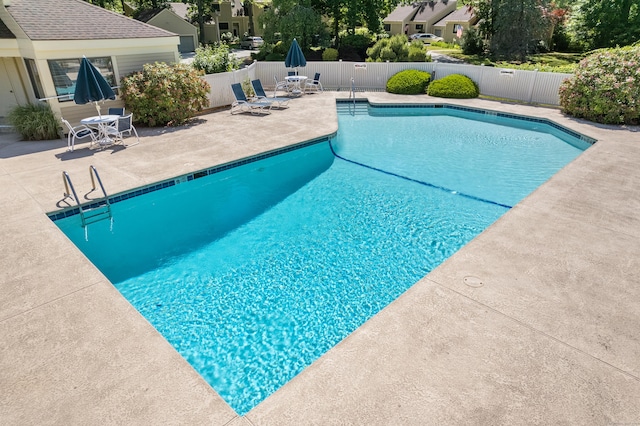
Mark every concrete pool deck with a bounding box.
[1,92,639,424]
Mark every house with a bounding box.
[383,0,458,38]
[0,0,180,125]
[146,1,268,45]
[137,5,198,53]
[433,6,477,43]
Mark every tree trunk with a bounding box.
[197,0,206,45]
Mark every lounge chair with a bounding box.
[230,83,272,115]
[251,79,289,109]
[61,118,97,151]
[305,72,323,93]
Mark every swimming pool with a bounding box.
[51,102,592,415]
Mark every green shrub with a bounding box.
[460,26,484,55]
[265,52,285,61]
[254,42,286,61]
[408,40,430,62]
[386,69,431,94]
[120,62,210,127]
[340,32,373,59]
[367,34,409,62]
[559,46,640,125]
[427,74,479,98]
[241,77,254,98]
[322,48,339,61]
[430,41,459,49]
[191,44,239,74]
[8,103,59,141]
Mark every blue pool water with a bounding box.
[53,104,590,415]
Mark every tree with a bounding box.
[181,0,210,45]
[464,0,553,60]
[244,0,255,36]
[314,0,398,47]
[259,0,327,50]
[568,0,640,50]
[83,0,122,9]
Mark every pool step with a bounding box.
[81,202,112,226]
[336,102,369,116]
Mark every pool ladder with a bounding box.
[62,165,113,229]
[348,77,356,114]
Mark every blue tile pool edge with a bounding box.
[336,98,598,145]
[48,99,595,221]
[47,135,334,222]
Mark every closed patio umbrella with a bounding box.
[284,38,306,74]
[74,57,115,117]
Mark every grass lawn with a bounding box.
[445,50,584,72]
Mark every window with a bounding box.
[384,24,391,32]
[219,22,229,30]
[212,4,220,12]
[47,57,115,102]
[415,24,424,31]
[453,24,463,34]
[24,58,44,100]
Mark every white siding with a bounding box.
[115,52,177,79]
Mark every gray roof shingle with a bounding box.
[384,5,418,23]
[434,6,475,26]
[413,1,453,22]
[5,0,176,40]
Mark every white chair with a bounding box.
[273,76,290,97]
[305,72,324,93]
[106,113,139,146]
[61,118,97,151]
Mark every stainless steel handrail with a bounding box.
[89,165,108,198]
[62,171,81,205]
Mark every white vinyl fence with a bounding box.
[204,60,572,109]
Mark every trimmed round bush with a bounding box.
[427,74,479,98]
[120,62,210,127]
[559,46,640,125]
[386,69,431,95]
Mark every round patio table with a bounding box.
[285,75,308,95]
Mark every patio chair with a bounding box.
[230,83,273,115]
[106,113,140,146]
[251,79,289,109]
[108,107,125,116]
[61,118,97,151]
[305,72,324,93]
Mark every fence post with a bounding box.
[478,64,485,96]
[527,69,538,103]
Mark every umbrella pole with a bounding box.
[95,102,101,118]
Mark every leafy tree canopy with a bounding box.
[259,0,328,50]
[463,0,554,60]
[568,0,640,50]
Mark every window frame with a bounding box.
[47,56,115,102]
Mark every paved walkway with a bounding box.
[1,93,639,425]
